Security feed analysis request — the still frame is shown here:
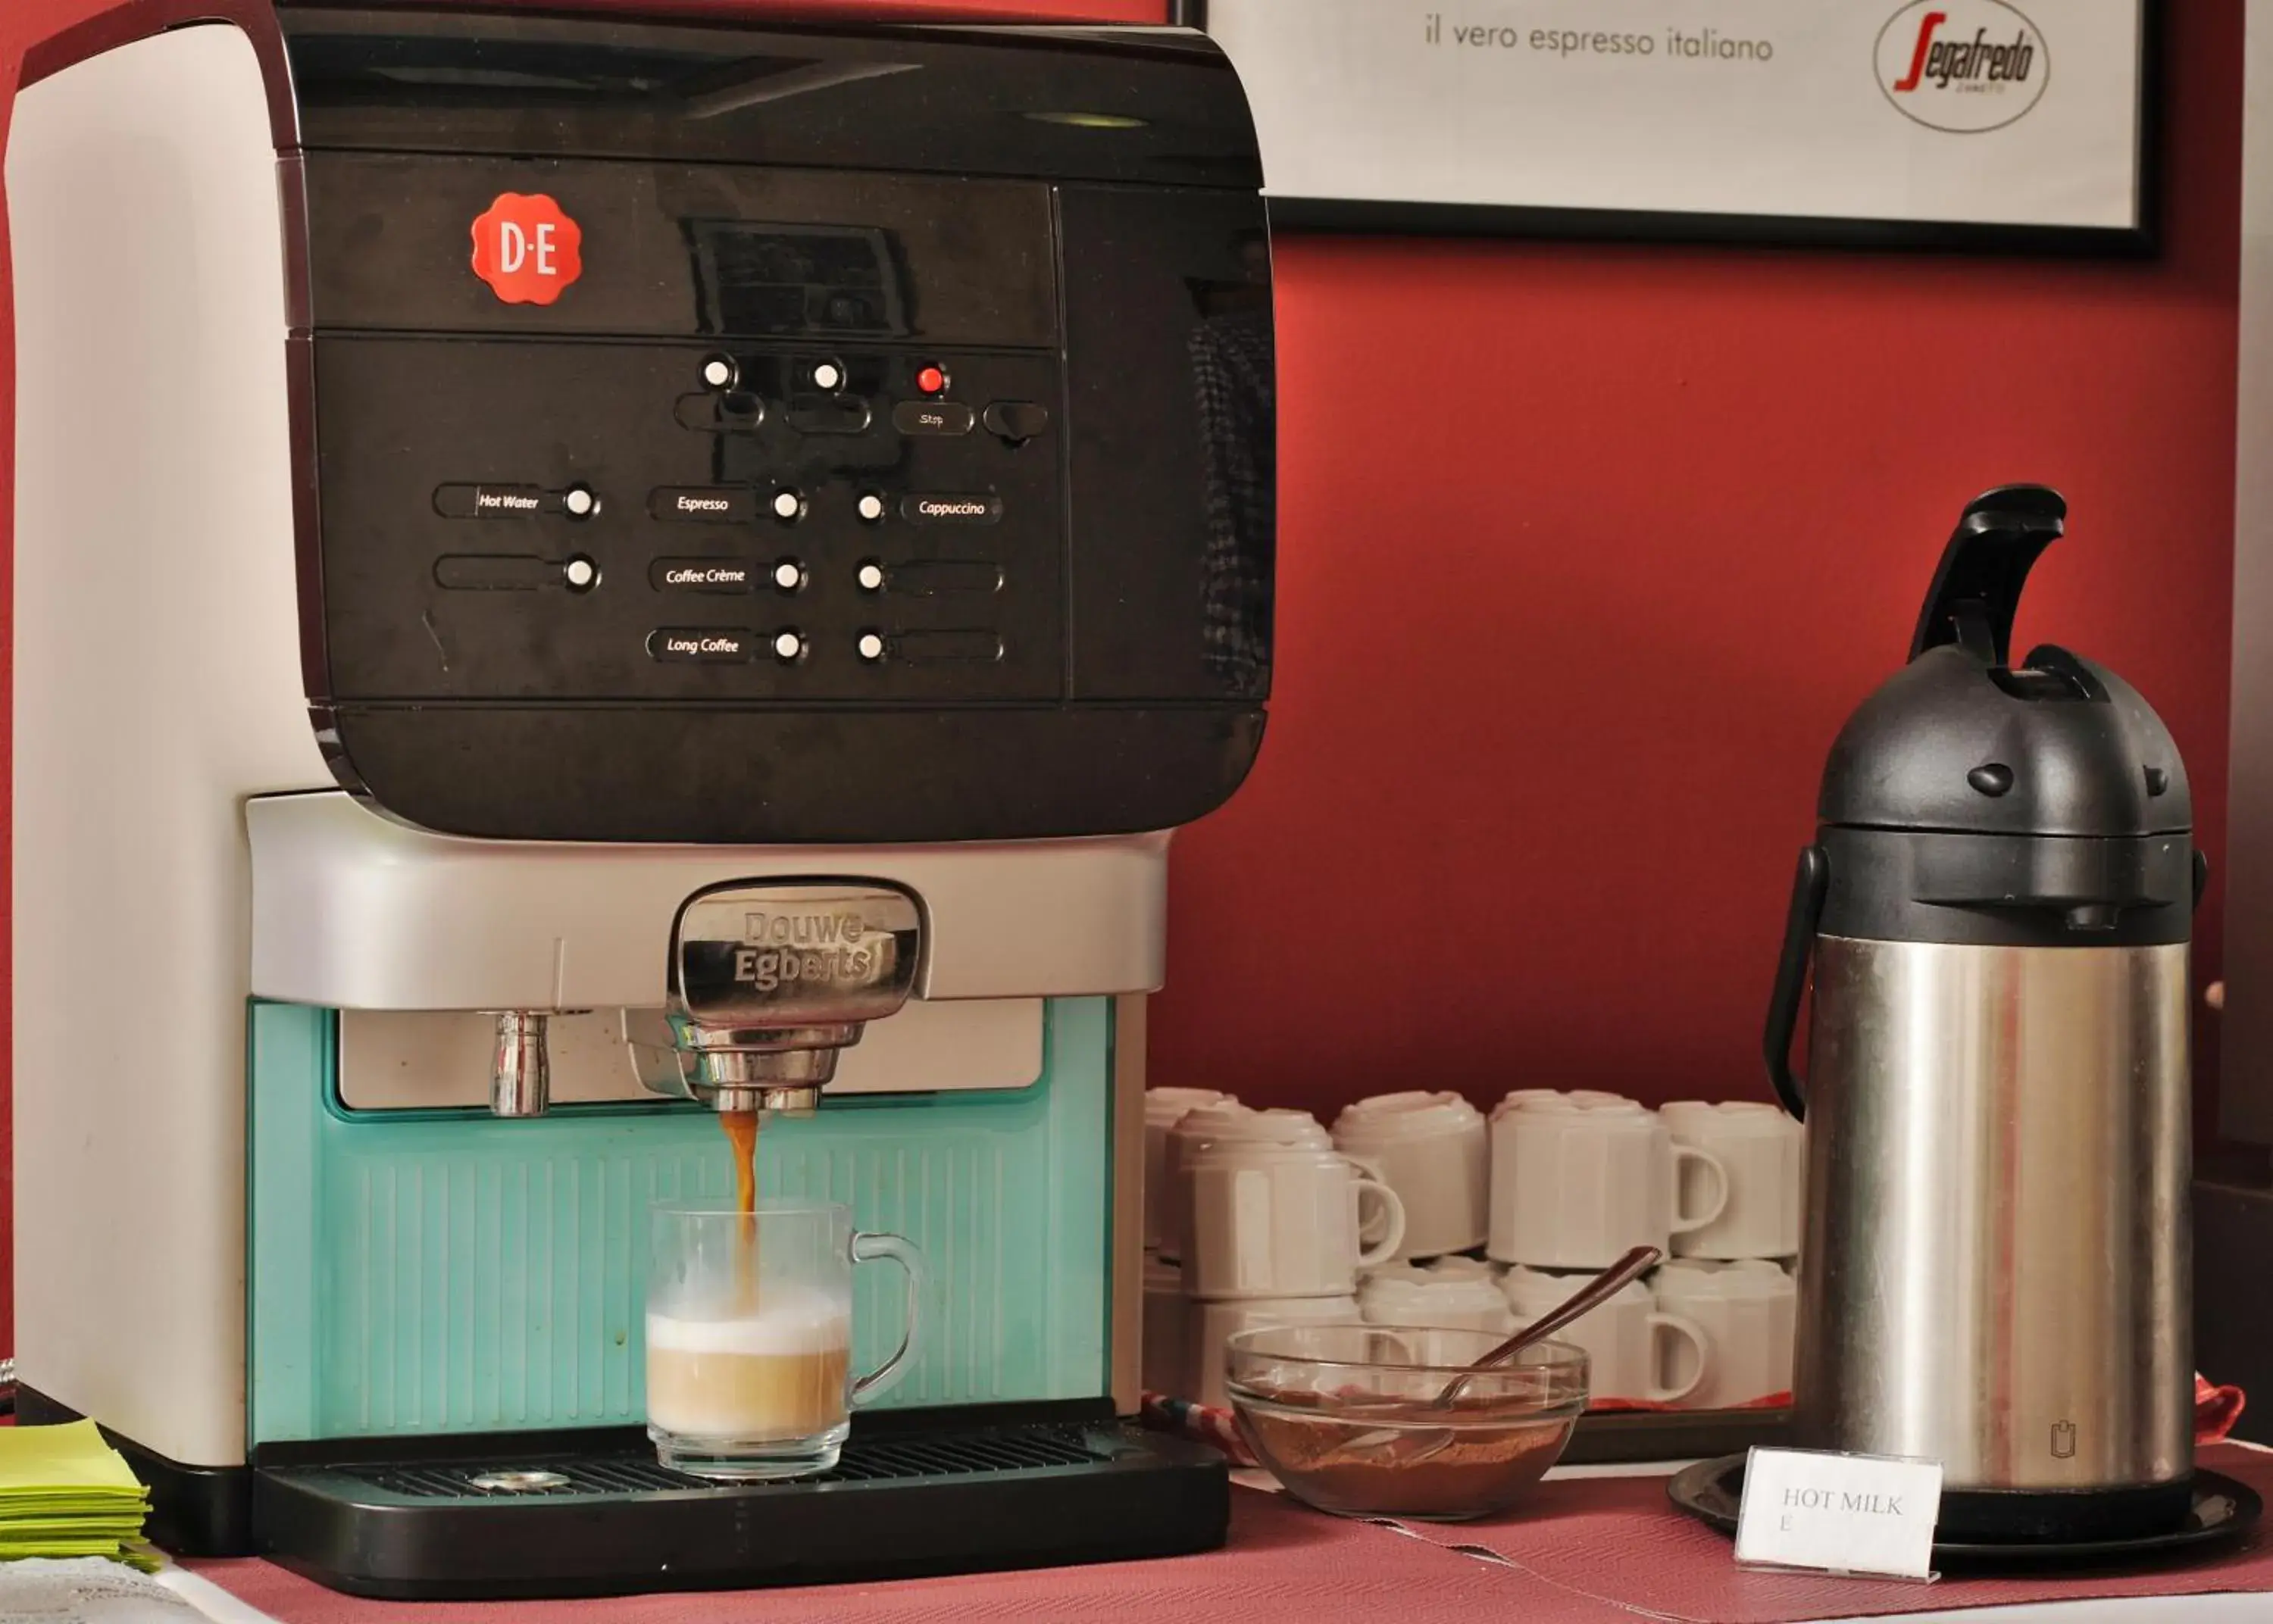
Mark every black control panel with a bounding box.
[316,338,1064,704]
[282,11,1274,844]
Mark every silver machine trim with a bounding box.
[248,792,1171,1011]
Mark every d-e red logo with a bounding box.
[470,192,583,305]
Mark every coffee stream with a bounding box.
[721,1109,761,1313]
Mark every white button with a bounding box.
[857,563,885,592]
[701,358,733,389]
[564,557,597,589]
[858,633,886,661]
[773,632,804,661]
[773,490,802,520]
[772,561,803,590]
[563,486,596,517]
[857,493,886,523]
[812,361,843,391]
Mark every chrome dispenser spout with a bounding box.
[488,1010,553,1117]
[646,881,922,1114]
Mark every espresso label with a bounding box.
[651,486,758,523]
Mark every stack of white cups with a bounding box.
[1142,1093,1407,1407]
[1478,1089,1803,1408]
[1139,1088,1234,1404]
[1143,1085,1803,1413]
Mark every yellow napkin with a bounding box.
[0,1421,152,1568]
[0,1422,147,1498]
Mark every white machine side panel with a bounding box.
[2229,2,2273,1143]
[9,26,328,1466]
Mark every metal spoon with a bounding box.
[1327,1245,1662,1466]
[1432,1244,1661,1407]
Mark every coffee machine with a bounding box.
[1765,488,2196,1541]
[8,4,1273,1597]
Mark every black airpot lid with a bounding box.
[1818,485,2190,839]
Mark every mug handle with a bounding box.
[849,1230,927,1406]
[1343,1152,1392,1245]
[1350,1168,1407,1266]
[1669,1145,1730,1234]
[1646,1310,1710,1404]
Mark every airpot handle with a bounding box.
[1762,845,1829,1123]
[1908,485,2066,666]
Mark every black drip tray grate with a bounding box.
[353,1424,1109,1501]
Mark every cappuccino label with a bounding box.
[1735,1448,1941,1581]
[899,492,1003,526]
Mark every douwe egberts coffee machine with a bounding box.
[7,3,1274,1597]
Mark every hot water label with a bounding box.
[433,483,555,518]
[1734,1448,1942,1580]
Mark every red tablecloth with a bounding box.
[186,1444,2273,1624]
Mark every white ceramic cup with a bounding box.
[1143,1088,1236,1256]
[1659,1101,1804,1260]
[1501,1264,1707,1404]
[1185,1295,1362,1408]
[1165,1104,1332,1270]
[1487,1092,1729,1269]
[1356,1263,1513,1334]
[1185,1139,1406,1299]
[1331,1090,1489,1260]
[1650,1258,1796,1410]
[1141,1253,1191,1398]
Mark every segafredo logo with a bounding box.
[1876,2,2048,133]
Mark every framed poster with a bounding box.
[1192,0,2156,253]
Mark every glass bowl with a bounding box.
[1224,1323,1588,1521]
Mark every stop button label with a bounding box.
[470,192,583,305]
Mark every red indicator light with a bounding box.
[915,364,948,395]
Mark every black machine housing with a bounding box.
[267,4,1277,844]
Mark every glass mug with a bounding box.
[646,1201,924,1479]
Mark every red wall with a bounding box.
[1150,5,2246,1120]
[0,0,2246,1362]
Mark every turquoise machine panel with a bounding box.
[247,999,1116,1444]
